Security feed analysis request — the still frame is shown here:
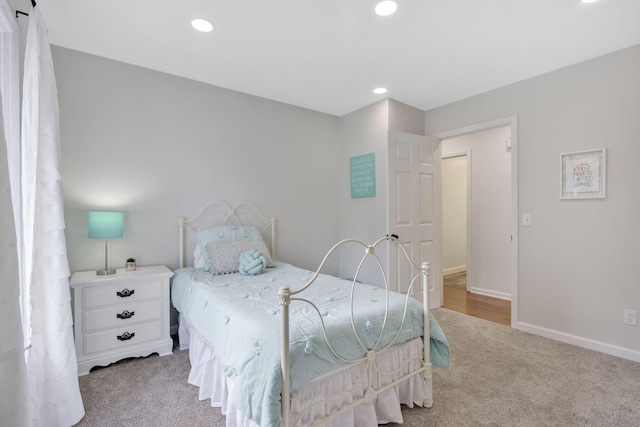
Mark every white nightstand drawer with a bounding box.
[70,265,174,375]
[84,279,163,308]
[85,321,163,354]
[84,299,164,332]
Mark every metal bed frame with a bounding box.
[178,201,432,427]
[279,236,431,427]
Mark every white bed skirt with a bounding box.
[178,313,431,427]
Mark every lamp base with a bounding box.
[96,268,116,275]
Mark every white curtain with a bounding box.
[0,0,22,242]
[0,104,30,427]
[0,1,29,425]
[21,4,84,426]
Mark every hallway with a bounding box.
[443,273,510,325]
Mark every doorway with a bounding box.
[442,152,469,292]
[436,117,518,327]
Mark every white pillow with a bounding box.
[193,244,205,269]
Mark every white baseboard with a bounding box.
[443,265,466,276]
[518,321,640,363]
[469,287,511,300]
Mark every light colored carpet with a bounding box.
[73,308,640,426]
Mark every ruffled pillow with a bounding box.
[238,249,266,276]
[193,244,205,269]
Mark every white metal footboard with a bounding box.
[279,235,431,427]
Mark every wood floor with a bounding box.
[443,274,511,326]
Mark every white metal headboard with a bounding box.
[179,201,275,268]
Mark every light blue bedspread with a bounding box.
[171,262,449,427]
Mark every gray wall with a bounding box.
[53,47,341,276]
[337,99,425,285]
[337,100,390,284]
[426,44,640,359]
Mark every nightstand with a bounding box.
[70,265,174,375]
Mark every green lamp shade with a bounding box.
[89,211,124,239]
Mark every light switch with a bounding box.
[522,213,531,226]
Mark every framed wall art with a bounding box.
[560,148,606,200]
[350,152,376,198]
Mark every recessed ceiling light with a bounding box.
[373,87,388,95]
[375,1,399,16]
[581,0,598,3]
[191,18,214,33]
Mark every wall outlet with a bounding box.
[624,309,637,326]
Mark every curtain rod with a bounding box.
[15,1,36,18]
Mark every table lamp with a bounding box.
[89,211,124,275]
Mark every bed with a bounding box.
[171,201,449,427]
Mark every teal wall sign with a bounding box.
[350,153,376,198]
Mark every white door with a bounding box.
[388,130,442,309]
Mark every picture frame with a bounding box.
[560,148,606,200]
[350,152,376,198]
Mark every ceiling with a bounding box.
[32,0,640,117]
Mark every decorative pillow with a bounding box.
[238,249,266,276]
[206,240,275,275]
[193,244,205,269]
[196,225,271,271]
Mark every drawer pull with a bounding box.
[117,332,135,341]
[116,310,135,319]
[116,288,135,298]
